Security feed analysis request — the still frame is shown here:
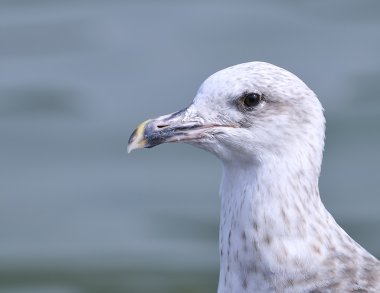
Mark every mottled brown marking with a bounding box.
[264,234,272,245]
[241,231,246,240]
[242,277,248,289]
[312,243,321,255]
[252,220,258,231]
[281,208,290,227]
[276,252,285,264]
[234,250,239,261]
[286,278,294,288]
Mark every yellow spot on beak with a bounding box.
[127,119,150,153]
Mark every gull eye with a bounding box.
[242,93,262,108]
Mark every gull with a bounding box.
[128,62,380,292]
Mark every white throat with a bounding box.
[217,152,362,292]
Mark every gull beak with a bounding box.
[127,108,205,153]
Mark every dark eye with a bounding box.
[242,93,262,108]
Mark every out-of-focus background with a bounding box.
[1,1,379,292]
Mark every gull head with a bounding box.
[128,62,325,165]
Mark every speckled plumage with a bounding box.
[128,62,380,292]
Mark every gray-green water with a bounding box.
[1,1,380,292]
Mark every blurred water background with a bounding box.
[0,1,380,292]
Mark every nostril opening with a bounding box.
[157,124,169,129]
